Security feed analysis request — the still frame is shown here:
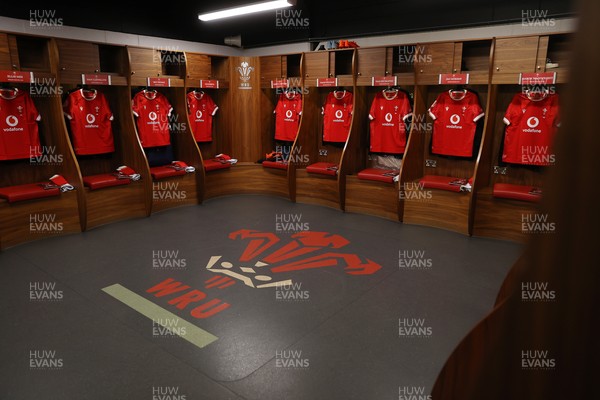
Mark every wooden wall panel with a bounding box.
[0,192,81,250]
[0,33,11,70]
[56,39,100,74]
[303,52,329,86]
[7,35,20,70]
[492,36,539,83]
[356,47,386,86]
[260,55,283,87]
[345,176,399,221]
[415,42,455,76]
[229,56,262,162]
[295,169,340,210]
[204,164,289,200]
[128,46,161,78]
[85,183,147,229]
[185,53,210,80]
[150,174,199,213]
[403,187,471,234]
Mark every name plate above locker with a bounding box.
[271,79,289,89]
[82,74,112,85]
[439,74,470,85]
[519,72,556,85]
[147,77,171,87]
[372,76,398,86]
[200,80,220,89]
[0,70,34,83]
[316,78,338,87]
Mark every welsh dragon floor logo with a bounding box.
[204,229,382,289]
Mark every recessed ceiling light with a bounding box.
[199,1,295,22]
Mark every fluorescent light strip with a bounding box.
[199,0,293,22]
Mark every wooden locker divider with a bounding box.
[127,46,201,213]
[55,39,150,231]
[344,46,417,221]
[399,39,493,235]
[293,49,357,210]
[0,34,82,250]
[185,52,231,196]
[473,34,570,242]
[253,53,305,200]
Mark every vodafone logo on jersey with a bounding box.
[285,110,293,119]
[149,112,158,121]
[523,116,542,133]
[382,112,395,127]
[196,110,203,120]
[527,117,540,128]
[5,115,19,127]
[450,114,461,125]
[84,113,99,128]
[335,110,344,119]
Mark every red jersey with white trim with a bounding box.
[187,91,218,142]
[323,90,353,143]
[274,92,302,141]
[132,90,173,148]
[63,89,115,155]
[428,90,484,157]
[0,88,42,160]
[369,90,412,154]
[502,92,559,166]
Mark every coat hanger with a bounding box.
[192,88,205,99]
[449,85,468,100]
[525,84,549,101]
[0,84,19,99]
[382,86,399,100]
[143,87,158,99]
[333,87,346,99]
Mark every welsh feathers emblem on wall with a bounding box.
[237,61,254,89]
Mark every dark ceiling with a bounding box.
[0,1,576,49]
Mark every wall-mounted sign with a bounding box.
[82,74,111,85]
[200,80,220,89]
[316,78,338,87]
[147,77,171,87]
[519,72,556,85]
[0,70,34,83]
[439,73,470,85]
[237,62,254,90]
[372,76,398,86]
[271,79,289,89]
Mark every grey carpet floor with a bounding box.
[0,195,522,400]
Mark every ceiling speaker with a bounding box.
[224,35,242,47]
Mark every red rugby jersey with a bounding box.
[0,88,42,160]
[322,90,353,143]
[132,90,173,148]
[369,90,412,154]
[274,91,302,142]
[63,89,115,155]
[502,92,560,166]
[187,91,218,142]
[428,90,484,157]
